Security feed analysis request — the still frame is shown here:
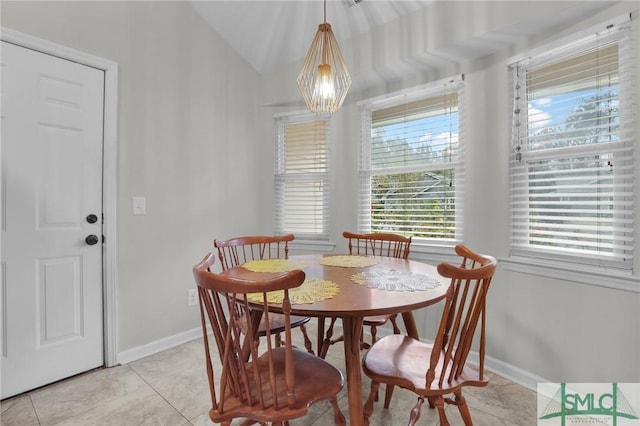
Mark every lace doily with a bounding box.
[351,270,441,292]
[241,259,310,273]
[246,279,339,305]
[319,255,379,268]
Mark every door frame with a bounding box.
[1,28,119,367]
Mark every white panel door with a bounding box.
[1,41,105,399]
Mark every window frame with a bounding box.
[357,76,466,254]
[504,16,639,292]
[274,112,331,242]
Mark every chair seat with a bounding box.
[257,314,310,335]
[210,347,344,423]
[363,314,394,326]
[362,334,488,395]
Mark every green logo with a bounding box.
[538,383,640,426]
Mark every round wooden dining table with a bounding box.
[220,253,449,425]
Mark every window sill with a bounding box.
[289,240,336,253]
[501,256,640,293]
[408,242,461,264]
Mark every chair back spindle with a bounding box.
[215,234,294,271]
[429,245,496,389]
[343,231,411,259]
[213,234,314,355]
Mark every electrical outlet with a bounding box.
[132,196,146,215]
[188,289,198,306]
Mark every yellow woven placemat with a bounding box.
[246,278,339,305]
[319,255,379,268]
[241,259,310,272]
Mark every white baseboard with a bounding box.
[118,326,548,394]
[117,327,202,365]
[469,352,549,393]
[372,327,548,393]
[488,355,550,392]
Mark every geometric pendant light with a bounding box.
[297,0,352,114]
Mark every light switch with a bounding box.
[133,196,146,215]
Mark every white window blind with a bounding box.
[509,20,636,271]
[275,114,330,240]
[358,76,465,243]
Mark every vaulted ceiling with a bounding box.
[191,0,432,74]
[190,1,616,76]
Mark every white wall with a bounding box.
[261,1,640,386]
[1,1,266,352]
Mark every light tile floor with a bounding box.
[1,324,537,425]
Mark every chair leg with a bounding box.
[319,317,338,359]
[451,390,473,426]
[383,384,395,409]
[359,327,369,350]
[370,324,378,345]
[427,396,436,408]
[409,396,425,426]
[390,314,401,334]
[363,380,381,424]
[329,396,346,426]
[431,396,449,426]
[298,324,314,354]
[239,419,263,425]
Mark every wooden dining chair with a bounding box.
[319,231,412,359]
[193,253,346,425]
[214,234,314,354]
[362,245,497,426]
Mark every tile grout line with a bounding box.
[126,363,195,425]
[28,395,43,426]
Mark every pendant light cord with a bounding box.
[324,0,327,23]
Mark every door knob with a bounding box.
[85,234,100,246]
[86,214,98,224]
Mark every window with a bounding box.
[275,114,330,240]
[358,76,465,246]
[509,20,636,273]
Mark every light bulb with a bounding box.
[314,64,335,101]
